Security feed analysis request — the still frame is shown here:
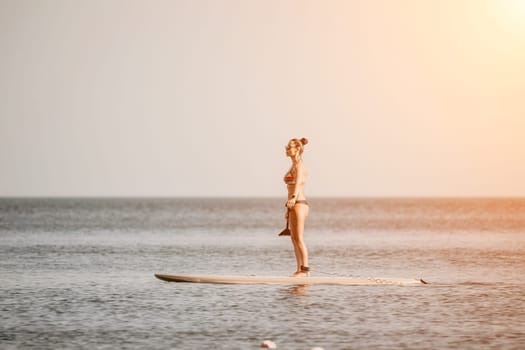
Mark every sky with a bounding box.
[1,0,524,197]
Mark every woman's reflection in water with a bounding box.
[284,284,308,296]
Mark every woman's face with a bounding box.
[285,140,300,157]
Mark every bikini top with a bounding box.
[284,175,296,185]
[283,167,296,185]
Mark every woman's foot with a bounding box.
[290,271,310,277]
[290,266,310,277]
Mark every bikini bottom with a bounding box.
[284,200,309,207]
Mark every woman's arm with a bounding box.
[294,162,305,190]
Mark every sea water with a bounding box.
[1,198,524,349]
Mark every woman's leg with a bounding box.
[290,203,309,276]
[289,209,301,273]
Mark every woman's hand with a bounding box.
[286,198,296,209]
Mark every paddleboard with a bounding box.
[154,274,426,286]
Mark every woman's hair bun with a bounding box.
[300,137,309,146]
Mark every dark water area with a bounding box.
[1,198,525,349]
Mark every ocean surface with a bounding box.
[1,197,525,349]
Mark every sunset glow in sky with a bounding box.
[1,0,524,197]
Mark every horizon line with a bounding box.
[2,195,525,200]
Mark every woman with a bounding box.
[283,137,310,277]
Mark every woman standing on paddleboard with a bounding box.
[281,137,310,277]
